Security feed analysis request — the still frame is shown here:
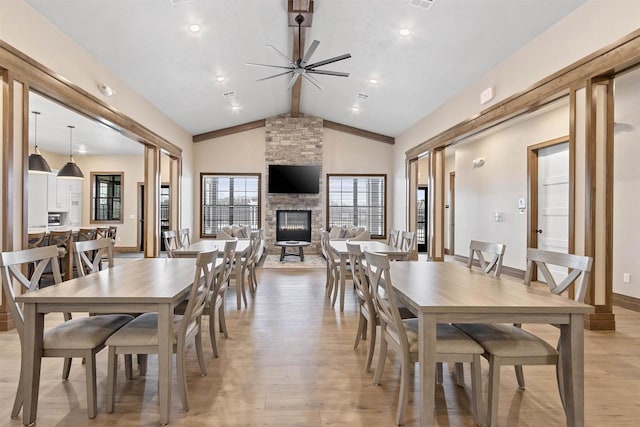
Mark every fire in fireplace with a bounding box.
[276,210,312,242]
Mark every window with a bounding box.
[327,174,386,237]
[201,173,261,237]
[91,173,122,222]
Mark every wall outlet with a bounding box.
[623,273,631,283]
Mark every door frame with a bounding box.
[448,172,455,256]
[527,135,575,254]
[417,186,428,253]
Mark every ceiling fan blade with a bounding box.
[307,69,350,77]
[256,70,294,81]
[286,73,301,90]
[301,40,320,66]
[302,73,323,90]
[305,53,351,70]
[246,62,294,70]
[267,44,295,65]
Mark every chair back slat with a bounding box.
[388,229,400,248]
[468,240,506,277]
[28,232,46,249]
[399,231,416,252]
[365,251,408,351]
[212,239,238,304]
[179,250,218,334]
[163,230,180,258]
[524,248,593,302]
[0,246,62,336]
[347,242,371,306]
[320,230,330,258]
[77,228,97,242]
[95,227,110,239]
[179,228,190,248]
[74,238,114,276]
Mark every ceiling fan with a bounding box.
[247,14,351,90]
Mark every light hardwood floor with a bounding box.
[1,266,639,426]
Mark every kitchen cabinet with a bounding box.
[68,194,81,226]
[28,173,49,227]
[47,175,69,212]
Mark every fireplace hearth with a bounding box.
[276,210,312,242]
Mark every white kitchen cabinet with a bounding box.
[68,194,81,226]
[47,175,69,212]
[28,172,49,227]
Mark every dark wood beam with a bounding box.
[323,120,395,145]
[192,119,266,142]
[290,26,304,118]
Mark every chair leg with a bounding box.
[354,311,366,350]
[514,365,525,389]
[455,362,465,387]
[124,354,133,380]
[396,350,411,426]
[487,356,501,427]
[106,347,117,413]
[176,339,189,411]
[470,355,484,425]
[219,304,228,338]
[365,316,377,374]
[11,363,23,418]
[62,357,72,380]
[556,351,566,411]
[251,265,259,291]
[195,325,208,375]
[138,354,147,376]
[373,333,387,385]
[84,351,98,419]
[436,362,443,384]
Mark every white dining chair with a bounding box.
[208,240,237,357]
[73,238,114,277]
[244,230,262,296]
[1,245,132,419]
[388,229,400,248]
[365,251,484,426]
[179,228,191,248]
[320,230,336,299]
[106,250,218,413]
[399,231,416,253]
[455,248,593,427]
[467,240,506,277]
[162,230,181,258]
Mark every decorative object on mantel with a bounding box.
[28,111,52,174]
[246,13,351,90]
[58,125,84,179]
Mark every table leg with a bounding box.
[157,304,173,425]
[235,253,244,309]
[280,246,285,261]
[299,246,304,261]
[22,304,44,426]
[418,313,436,427]
[339,255,347,312]
[559,313,584,427]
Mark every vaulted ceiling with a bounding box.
[24,0,586,142]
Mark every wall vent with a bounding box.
[223,91,236,99]
[408,0,434,10]
[356,92,369,100]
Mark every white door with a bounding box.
[537,142,569,282]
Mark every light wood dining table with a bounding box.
[15,257,200,426]
[172,239,251,309]
[387,261,594,427]
[329,240,408,312]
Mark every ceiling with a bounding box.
[24,0,586,141]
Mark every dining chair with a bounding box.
[95,227,110,239]
[179,227,191,248]
[42,230,72,284]
[74,238,114,277]
[1,245,133,419]
[320,230,335,298]
[28,231,46,249]
[455,248,593,427]
[467,240,506,277]
[77,228,97,242]
[387,229,400,248]
[244,230,262,295]
[106,250,218,413]
[365,250,484,426]
[208,239,237,357]
[162,230,181,258]
[399,231,416,253]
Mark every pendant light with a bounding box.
[57,125,84,179]
[28,111,52,173]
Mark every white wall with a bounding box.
[451,99,569,270]
[613,69,640,299]
[392,0,640,232]
[192,125,394,240]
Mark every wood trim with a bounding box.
[22,81,29,251]
[113,246,141,253]
[2,69,14,252]
[325,173,387,239]
[199,172,262,239]
[613,293,640,312]
[0,311,15,331]
[605,78,614,312]
[449,171,455,255]
[584,310,616,330]
[584,79,596,305]
[568,90,576,256]
[192,119,266,142]
[323,120,395,144]
[405,29,640,160]
[437,149,445,261]
[453,255,526,280]
[0,41,182,157]
[290,25,304,118]
[89,172,125,224]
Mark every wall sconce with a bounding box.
[472,157,485,168]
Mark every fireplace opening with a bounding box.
[276,210,312,242]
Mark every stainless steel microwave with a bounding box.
[47,213,61,226]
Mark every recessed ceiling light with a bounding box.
[368,78,378,85]
[231,105,240,111]
[216,75,225,83]
[399,28,411,37]
[188,24,201,33]
[351,106,360,113]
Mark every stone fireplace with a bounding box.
[276,210,312,242]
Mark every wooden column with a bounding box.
[407,158,418,255]
[169,156,181,233]
[428,148,445,261]
[144,146,160,258]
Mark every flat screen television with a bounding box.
[268,164,320,194]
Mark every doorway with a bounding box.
[417,186,428,252]
[138,183,170,252]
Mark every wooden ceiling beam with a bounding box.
[289,0,313,118]
[192,119,266,142]
[324,120,395,145]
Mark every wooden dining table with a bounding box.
[387,261,594,427]
[15,257,201,426]
[329,240,408,312]
[172,239,251,309]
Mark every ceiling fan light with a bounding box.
[58,157,84,179]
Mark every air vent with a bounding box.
[223,91,236,99]
[356,92,369,100]
[408,0,434,10]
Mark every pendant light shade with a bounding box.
[58,125,84,179]
[28,111,52,174]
